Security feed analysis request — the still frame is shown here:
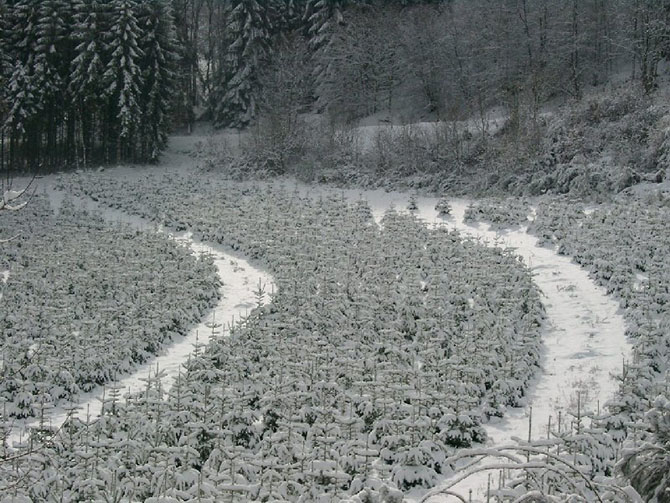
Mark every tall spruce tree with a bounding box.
[211,0,270,128]
[2,1,42,169]
[0,0,10,170]
[70,0,108,165]
[138,0,179,161]
[303,0,349,108]
[170,0,200,132]
[35,0,72,167]
[1,0,181,170]
[103,0,144,162]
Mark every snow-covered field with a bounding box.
[1,145,636,501]
[424,202,629,501]
[5,184,274,449]
[299,187,631,501]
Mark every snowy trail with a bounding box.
[323,188,630,502]
[6,182,274,448]
[5,163,629,499]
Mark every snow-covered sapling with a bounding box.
[435,196,451,217]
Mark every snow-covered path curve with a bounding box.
[7,185,274,448]
[5,163,629,500]
[325,188,630,502]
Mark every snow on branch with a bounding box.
[0,176,35,212]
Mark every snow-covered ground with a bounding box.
[318,188,630,501]
[0,269,8,302]
[6,183,274,449]
[4,143,630,500]
[348,111,553,154]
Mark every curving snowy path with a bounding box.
[6,184,274,448]
[324,187,630,502]
[5,163,629,500]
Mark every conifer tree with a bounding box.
[104,0,144,162]
[35,0,72,167]
[70,0,108,165]
[2,1,42,169]
[138,0,179,161]
[303,0,349,106]
[212,0,270,128]
[0,0,9,166]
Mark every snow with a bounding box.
[308,187,630,502]
[0,269,8,301]
[348,112,553,153]
[633,272,649,292]
[6,182,274,448]
[1,188,28,211]
[4,148,630,500]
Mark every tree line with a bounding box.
[2,0,670,172]
[0,0,178,171]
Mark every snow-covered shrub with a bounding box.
[434,196,451,216]
[0,195,220,417]
[619,395,670,503]
[463,198,532,229]
[3,171,546,501]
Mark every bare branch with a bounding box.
[0,175,35,212]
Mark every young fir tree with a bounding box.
[620,394,670,503]
[138,0,178,162]
[103,0,144,162]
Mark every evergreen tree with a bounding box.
[138,0,179,161]
[170,0,198,132]
[70,0,108,165]
[211,0,270,128]
[0,0,9,139]
[303,0,348,53]
[35,0,72,167]
[276,0,308,31]
[2,1,42,169]
[103,0,144,162]
[303,0,349,106]
[0,0,12,170]
[620,394,670,503]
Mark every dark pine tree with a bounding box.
[303,0,349,107]
[103,0,144,162]
[0,0,11,171]
[211,0,271,129]
[2,0,42,170]
[138,0,179,162]
[35,0,73,168]
[70,0,109,166]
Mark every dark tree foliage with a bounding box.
[211,0,271,128]
[0,0,179,171]
[178,0,670,129]
[3,0,670,168]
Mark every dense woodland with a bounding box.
[2,0,670,172]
